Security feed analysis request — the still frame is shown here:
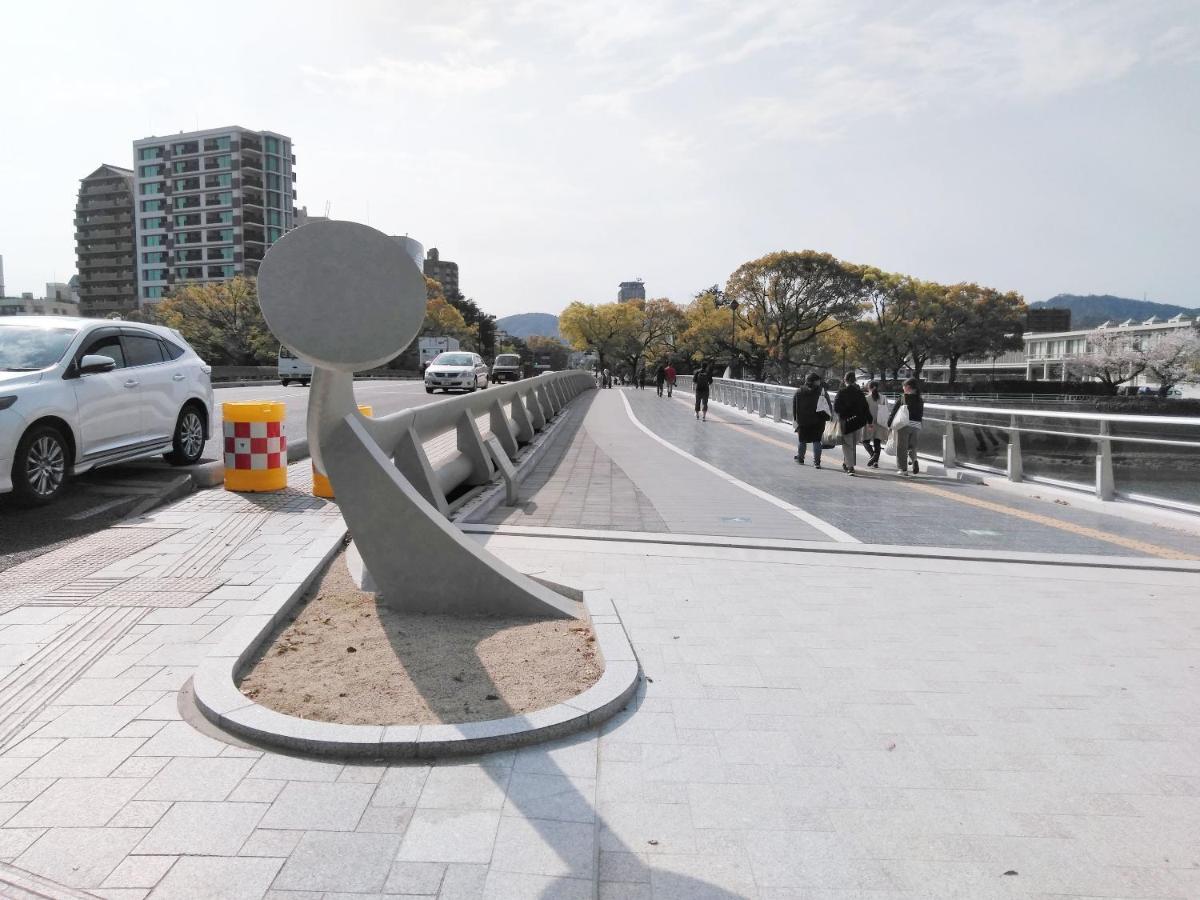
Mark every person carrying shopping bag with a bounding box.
[887,377,924,475]
[792,372,832,467]
[862,381,890,469]
[833,372,872,476]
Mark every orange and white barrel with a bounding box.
[222,401,287,493]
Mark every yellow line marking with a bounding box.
[693,404,1196,561]
[906,482,1196,560]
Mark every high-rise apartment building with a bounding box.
[424,247,459,298]
[75,164,137,317]
[618,280,645,303]
[132,126,295,305]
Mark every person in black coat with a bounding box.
[833,372,872,476]
[792,372,832,467]
[693,366,712,420]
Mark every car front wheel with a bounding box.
[12,424,70,506]
[165,406,206,465]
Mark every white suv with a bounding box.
[0,316,214,506]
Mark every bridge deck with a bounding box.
[480,387,1200,561]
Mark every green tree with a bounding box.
[559,301,643,373]
[149,276,276,365]
[526,334,570,371]
[725,251,865,382]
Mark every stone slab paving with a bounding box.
[629,387,1200,559]
[1,395,1199,897]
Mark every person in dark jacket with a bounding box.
[792,372,833,467]
[887,377,924,475]
[655,364,667,397]
[693,366,712,420]
[833,372,872,476]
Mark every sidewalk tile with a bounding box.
[10,776,145,826]
[259,781,375,831]
[135,801,267,855]
[148,855,281,900]
[271,831,401,892]
[15,826,147,889]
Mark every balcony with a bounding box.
[242,212,264,227]
[241,175,263,190]
[241,191,264,208]
[172,160,201,174]
[77,198,131,213]
[75,227,132,241]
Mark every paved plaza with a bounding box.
[1,386,1198,898]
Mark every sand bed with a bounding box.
[239,552,603,725]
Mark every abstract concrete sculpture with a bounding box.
[257,220,576,618]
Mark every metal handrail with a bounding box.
[676,374,1200,510]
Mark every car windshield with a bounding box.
[495,355,520,366]
[0,325,79,371]
[434,353,473,366]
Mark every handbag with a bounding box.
[843,412,870,434]
[820,391,839,448]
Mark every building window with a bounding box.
[142,252,167,264]
[264,136,279,153]
[138,146,163,161]
[141,200,165,212]
[143,286,164,299]
[174,214,202,227]
[205,173,232,189]
[142,268,168,281]
[265,156,280,172]
[266,191,281,208]
[172,141,199,155]
[207,229,234,243]
[267,210,282,226]
[141,217,165,229]
[206,192,233,207]
[206,210,233,225]
[267,227,282,243]
[143,235,165,247]
[203,136,231,152]
[140,183,163,195]
[138,164,162,177]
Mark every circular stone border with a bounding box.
[190,534,640,758]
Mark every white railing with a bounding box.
[361,371,594,515]
[676,375,1200,512]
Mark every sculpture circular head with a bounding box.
[257,220,426,372]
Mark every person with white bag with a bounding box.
[862,381,890,469]
[886,377,924,475]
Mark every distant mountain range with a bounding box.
[1031,294,1199,330]
[495,312,561,340]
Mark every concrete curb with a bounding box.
[191,533,640,759]
[187,437,311,490]
[455,407,577,524]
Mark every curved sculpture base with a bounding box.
[323,414,578,618]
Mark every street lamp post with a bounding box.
[729,299,739,379]
[841,344,847,376]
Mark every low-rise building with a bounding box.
[0,292,81,317]
[618,280,645,303]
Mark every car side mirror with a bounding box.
[79,354,117,375]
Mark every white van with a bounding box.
[278,345,313,386]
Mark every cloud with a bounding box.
[301,56,531,99]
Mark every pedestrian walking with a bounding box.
[693,365,712,420]
[833,371,872,476]
[602,368,611,389]
[655,364,666,397]
[637,367,647,390]
[862,381,890,469]
[792,372,832,467]
[887,377,924,475]
[664,362,677,397]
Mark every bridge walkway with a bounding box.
[479,387,1200,561]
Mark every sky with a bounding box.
[2,0,1198,317]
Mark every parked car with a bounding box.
[491,353,523,383]
[424,351,489,394]
[0,316,214,506]
[278,345,313,386]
